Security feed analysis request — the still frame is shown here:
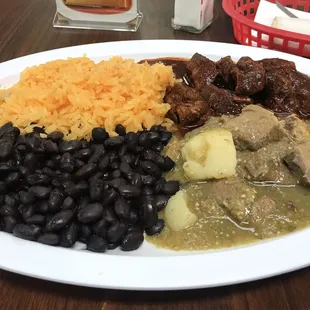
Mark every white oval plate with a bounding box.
[1,40,310,291]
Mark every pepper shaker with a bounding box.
[172,0,215,34]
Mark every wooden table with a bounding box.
[1,0,310,309]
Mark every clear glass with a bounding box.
[172,0,214,34]
[53,0,143,32]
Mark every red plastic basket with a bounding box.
[222,0,310,57]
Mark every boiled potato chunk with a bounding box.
[181,129,237,181]
[164,190,197,231]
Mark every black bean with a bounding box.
[142,149,157,162]
[13,150,22,166]
[151,143,164,152]
[0,141,13,160]
[25,214,46,225]
[62,196,75,210]
[155,178,166,193]
[65,182,88,198]
[43,140,58,153]
[145,219,165,236]
[104,207,117,224]
[108,242,119,250]
[119,161,132,176]
[130,173,142,188]
[23,153,38,172]
[89,178,104,202]
[13,224,41,241]
[28,186,51,199]
[27,135,42,151]
[0,181,7,194]
[26,173,51,186]
[1,216,17,232]
[110,159,120,170]
[107,222,128,243]
[45,160,57,170]
[81,140,89,148]
[98,155,110,171]
[38,233,60,246]
[111,170,121,179]
[92,219,108,237]
[108,150,118,161]
[42,167,57,178]
[77,196,90,211]
[138,132,151,147]
[48,188,64,213]
[18,204,36,219]
[92,127,109,142]
[59,172,72,182]
[15,135,28,147]
[75,159,85,170]
[74,163,97,180]
[79,224,92,243]
[75,148,92,161]
[0,204,18,217]
[59,140,81,153]
[118,185,141,199]
[102,189,118,206]
[4,194,19,208]
[87,236,108,253]
[115,124,126,136]
[155,195,169,211]
[142,187,154,196]
[161,181,180,196]
[0,122,13,138]
[153,155,166,169]
[128,208,139,224]
[141,175,157,186]
[131,145,144,154]
[89,172,103,183]
[126,132,138,144]
[60,222,79,248]
[150,125,160,131]
[101,172,110,180]
[46,210,74,232]
[118,145,127,158]
[77,203,104,224]
[127,225,143,234]
[88,145,105,163]
[0,163,13,175]
[121,154,134,165]
[162,156,175,171]
[36,200,49,214]
[47,131,64,142]
[141,161,162,178]
[114,198,130,220]
[0,194,4,205]
[121,231,144,251]
[60,153,74,173]
[140,197,158,228]
[108,178,128,189]
[62,180,75,191]
[104,136,125,148]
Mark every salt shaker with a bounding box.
[172,0,215,34]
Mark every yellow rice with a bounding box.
[0,56,175,139]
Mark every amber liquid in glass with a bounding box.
[63,0,132,15]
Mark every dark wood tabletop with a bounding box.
[1,0,310,309]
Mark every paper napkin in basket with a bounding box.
[247,0,310,51]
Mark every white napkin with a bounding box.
[247,0,310,51]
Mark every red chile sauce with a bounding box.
[138,57,189,80]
